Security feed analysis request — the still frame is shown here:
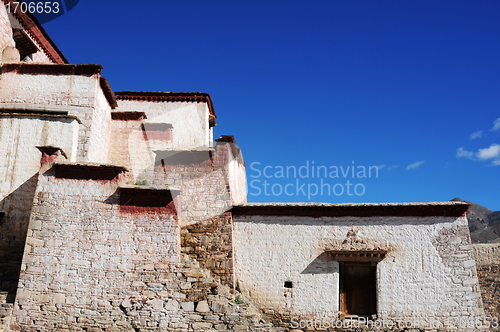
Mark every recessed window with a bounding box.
[0,212,5,225]
[284,281,293,289]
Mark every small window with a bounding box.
[284,281,293,289]
[0,212,5,225]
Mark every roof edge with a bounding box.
[5,0,68,64]
[231,201,471,218]
[1,63,103,75]
[100,77,117,109]
[115,91,216,118]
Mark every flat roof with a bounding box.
[231,201,471,217]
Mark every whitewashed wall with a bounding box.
[0,6,15,58]
[233,212,484,326]
[0,72,112,162]
[107,120,154,183]
[226,149,247,205]
[0,115,78,201]
[0,73,97,108]
[117,100,211,149]
[86,86,111,163]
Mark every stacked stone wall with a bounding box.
[474,244,500,323]
[6,163,273,331]
[477,264,500,323]
[107,118,155,183]
[429,223,484,319]
[0,116,78,305]
[181,213,235,288]
[0,173,37,303]
[154,145,234,226]
[10,166,180,331]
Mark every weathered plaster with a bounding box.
[233,212,484,326]
[117,100,211,149]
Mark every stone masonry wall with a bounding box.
[474,244,500,324]
[0,72,98,109]
[7,162,273,332]
[107,116,156,184]
[10,165,180,331]
[474,243,500,266]
[154,145,235,227]
[0,116,78,304]
[181,213,235,288]
[476,264,500,325]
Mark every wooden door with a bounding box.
[340,262,376,316]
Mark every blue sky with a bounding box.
[42,1,500,210]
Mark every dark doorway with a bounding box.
[340,262,376,316]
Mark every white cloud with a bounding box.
[493,118,500,131]
[406,161,425,170]
[476,143,500,160]
[456,144,500,166]
[456,147,474,159]
[470,130,483,139]
[377,164,385,170]
[388,165,398,170]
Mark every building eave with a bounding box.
[5,0,68,64]
[1,63,103,76]
[115,91,217,119]
[231,201,471,218]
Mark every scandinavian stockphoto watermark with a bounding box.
[290,316,499,330]
[248,161,380,200]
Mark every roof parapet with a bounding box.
[232,201,471,217]
[100,77,117,109]
[1,63,102,75]
[115,91,216,119]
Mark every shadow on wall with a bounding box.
[301,252,338,274]
[0,174,39,302]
